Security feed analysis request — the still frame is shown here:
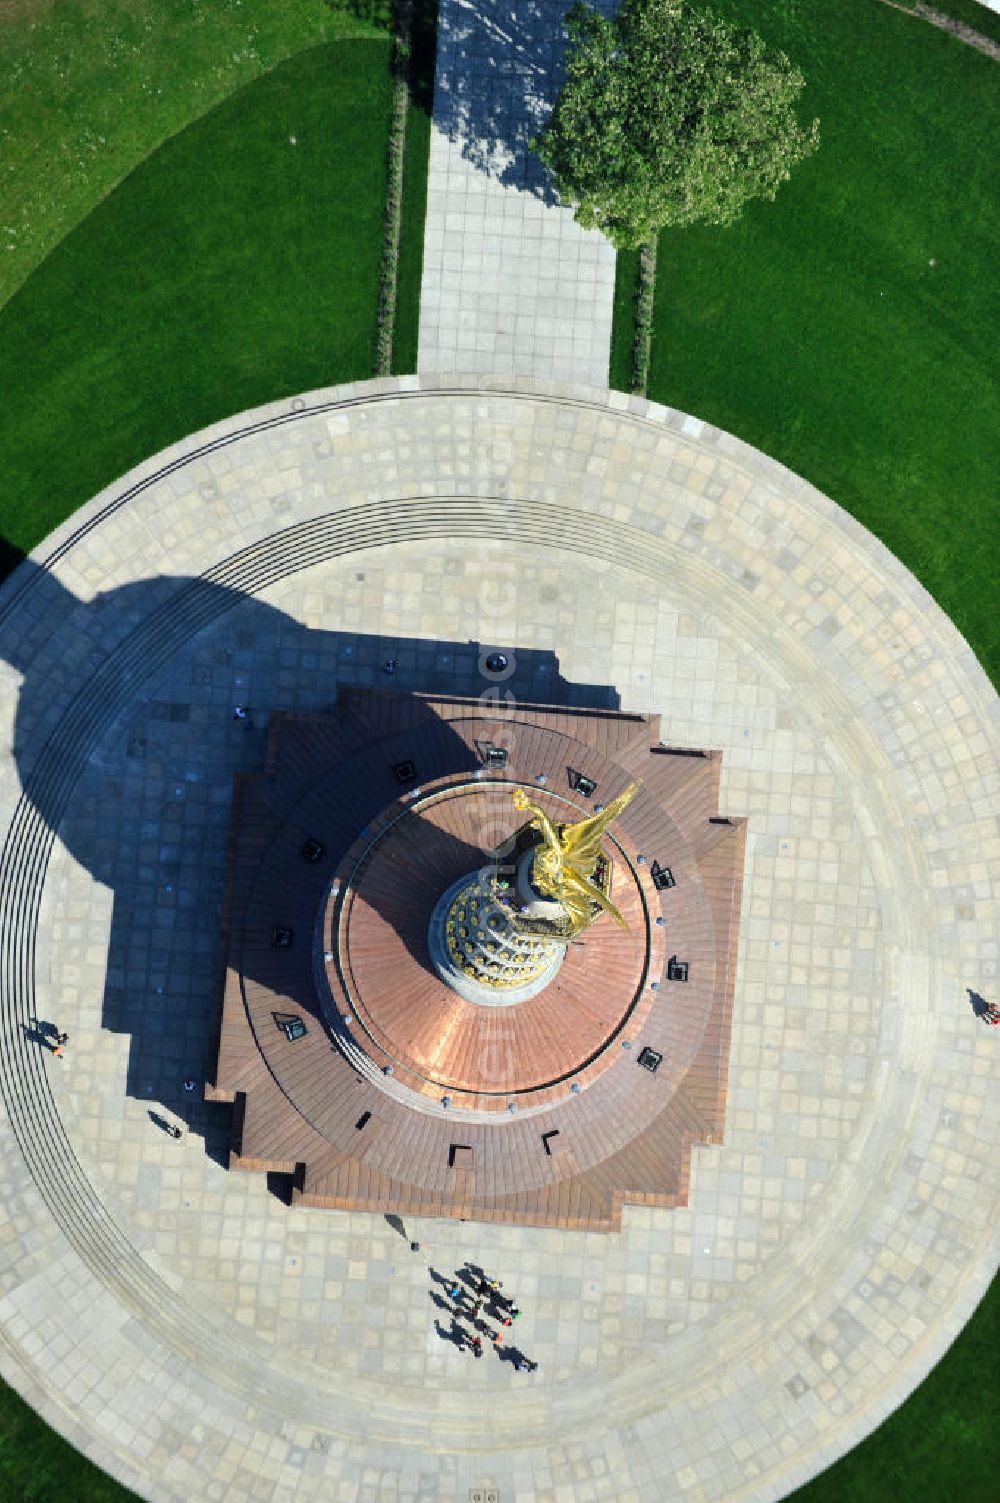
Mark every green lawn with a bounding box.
[895,0,1000,44]
[0,0,382,311]
[0,39,393,557]
[0,1382,141,1502]
[635,0,999,682]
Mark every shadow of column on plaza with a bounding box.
[0,538,26,587]
[0,559,619,1162]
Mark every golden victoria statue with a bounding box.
[510,781,640,937]
[429,779,641,999]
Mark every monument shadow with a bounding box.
[0,558,619,1162]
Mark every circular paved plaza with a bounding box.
[0,378,997,1503]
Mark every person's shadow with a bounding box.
[0,559,618,1157]
[967,989,998,1022]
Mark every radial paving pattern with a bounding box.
[0,378,997,1503]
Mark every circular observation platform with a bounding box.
[321,778,664,1108]
[1,377,996,1503]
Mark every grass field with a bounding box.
[0,39,393,558]
[894,0,1000,43]
[615,0,999,683]
[0,0,382,310]
[0,1381,141,1502]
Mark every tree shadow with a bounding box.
[334,0,619,205]
[432,0,568,204]
[0,558,619,1155]
[327,0,440,113]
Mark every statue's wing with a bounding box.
[561,781,640,874]
[564,869,630,929]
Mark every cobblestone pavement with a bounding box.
[0,379,997,1503]
[417,0,618,383]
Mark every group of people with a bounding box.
[434,1263,538,1373]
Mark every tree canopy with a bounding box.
[533,0,820,249]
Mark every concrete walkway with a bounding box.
[416,0,619,383]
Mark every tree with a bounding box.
[533,0,820,251]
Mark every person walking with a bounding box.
[471,1336,483,1359]
[492,1329,504,1347]
[515,1359,536,1373]
[167,1125,182,1140]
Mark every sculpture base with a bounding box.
[427,874,565,1006]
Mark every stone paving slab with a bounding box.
[0,378,998,1503]
[417,0,618,384]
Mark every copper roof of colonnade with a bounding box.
[208,690,743,1226]
[0,379,997,1503]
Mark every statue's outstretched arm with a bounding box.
[511,788,563,862]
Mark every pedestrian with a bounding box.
[54,1031,68,1046]
[509,1306,521,1321]
[382,659,396,677]
[471,1336,483,1359]
[476,1278,490,1297]
[472,1299,483,1317]
[515,1359,536,1373]
[449,1283,462,1301]
[410,1241,421,1253]
[51,1044,64,1059]
[167,1125,182,1140]
[492,1330,503,1347]
[183,1078,196,1093]
[233,704,251,722]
